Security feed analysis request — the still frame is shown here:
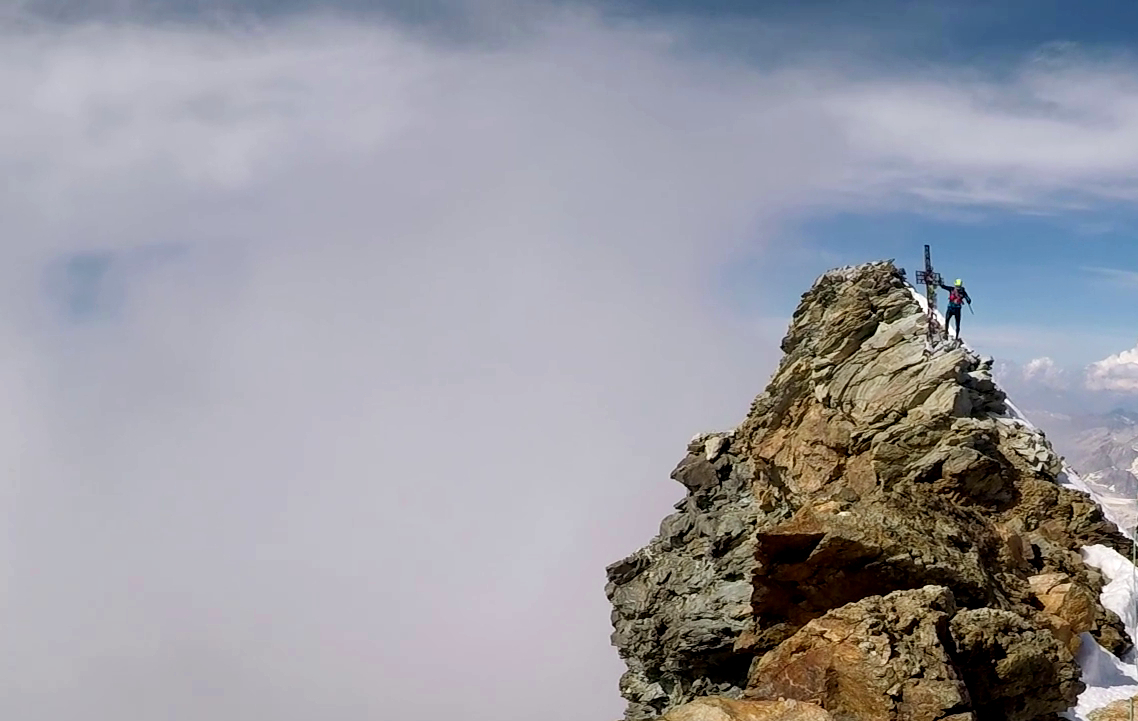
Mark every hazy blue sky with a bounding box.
[5,2,1138,720]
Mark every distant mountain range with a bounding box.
[1011,405,1138,534]
[994,360,1138,534]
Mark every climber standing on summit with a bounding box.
[939,278,971,340]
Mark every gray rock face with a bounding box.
[605,261,1132,721]
[606,429,765,718]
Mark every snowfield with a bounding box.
[907,282,1138,720]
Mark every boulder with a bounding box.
[949,607,1082,720]
[661,697,833,721]
[745,586,971,721]
[1028,572,1097,653]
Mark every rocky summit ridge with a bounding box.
[605,261,1133,721]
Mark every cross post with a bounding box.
[914,244,942,346]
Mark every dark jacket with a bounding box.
[939,282,971,307]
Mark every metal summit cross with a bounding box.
[915,244,942,346]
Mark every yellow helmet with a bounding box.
[955,279,962,286]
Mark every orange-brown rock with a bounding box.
[661,697,833,721]
[1088,695,1138,721]
[1028,572,1096,653]
[745,586,971,721]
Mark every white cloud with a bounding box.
[1024,356,1057,374]
[6,7,1138,721]
[1087,342,1138,392]
[1022,356,1070,389]
[0,9,844,721]
[952,322,1128,368]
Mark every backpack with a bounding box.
[949,287,964,305]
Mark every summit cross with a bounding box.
[914,244,943,347]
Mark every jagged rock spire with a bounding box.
[606,261,1131,721]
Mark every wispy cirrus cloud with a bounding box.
[1074,220,1121,235]
[807,44,1138,211]
[1083,265,1138,288]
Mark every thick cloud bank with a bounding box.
[4,5,1138,720]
